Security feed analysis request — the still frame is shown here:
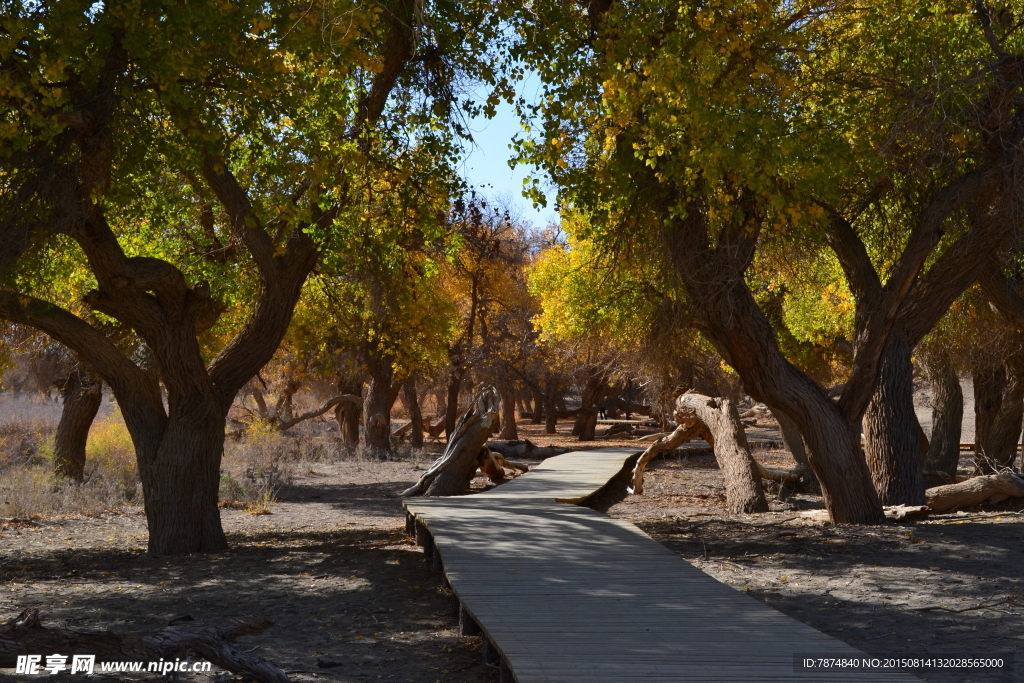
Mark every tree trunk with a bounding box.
[978,341,1024,472]
[572,372,606,441]
[402,387,499,497]
[973,356,1006,472]
[862,334,925,505]
[403,377,424,449]
[137,401,228,555]
[497,375,518,440]
[544,380,558,435]
[364,354,394,454]
[770,405,810,470]
[531,384,544,424]
[674,394,769,513]
[334,376,362,446]
[53,366,103,481]
[919,346,963,481]
[629,421,709,494]
[444,371,463,440]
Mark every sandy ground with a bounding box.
[2,418,1022,683]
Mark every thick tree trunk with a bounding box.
[973,356,1006,472]
[530,385,544,424]
[403,377,424,449]
[364,354,394,454]
[334,376,362,446]
[53,366,103,481]
[674,394,769,513]
[402,387,499,497]
[919,346,963,481]
[978,342,1024,472]
[137,402,228,555]
[862,335,925,505]
[444,371,463,439]
[497,375,518,440]
[544,381,558,435]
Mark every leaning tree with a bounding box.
[0,0,497,553]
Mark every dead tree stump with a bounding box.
[402,387,500,497]
[630,393,768,513]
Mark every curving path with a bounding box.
[403,448,920,682]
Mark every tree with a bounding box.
[0,0,495,553]
[508,0,1024,521]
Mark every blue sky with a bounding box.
[458,84,559,230]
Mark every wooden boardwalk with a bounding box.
[403,448,920,682]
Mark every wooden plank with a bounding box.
[402,448,921,682]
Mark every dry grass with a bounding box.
[0,395,139,518]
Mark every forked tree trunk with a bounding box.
[920,346,963,481]
[497,375,518,440]
[973,356,1006,472]
[674,394,769,513]
[402,387,499,497]
[544,381,558,435]
[862,335,925,505]
[364,353,394,454]
[334,376,362,446]
[403,377,424,449]
[629,421,709,495]
[53,366,103,481]
[978,343,1024,472]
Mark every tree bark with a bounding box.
[770,405,810,470]
[444,371,463,440]
[403,377,424,449]
[973,355,1006,472]
[364,352,394,454]
[925,472,1024,513]
[629,421,709,495]
[674,393,769,513]
[53,365,103,481]
[530,384,544,424]
[862,334,926,505]
[979,340,1024,472]
[918,346,963,481]
[497,375,518,440]
[544,380,558,435]
[334,376,362,446]
[571,372,607,440]
[402,387,499,497]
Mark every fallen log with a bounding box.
[925,472,1024,513]
[628,422,708,495]
[0,610,289,683]
[485,439,570,461]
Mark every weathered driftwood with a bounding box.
[631,393,769,513]
[0,609,289,683]
[485,439,569,461]
[477,446,530,484]
[402,387,500,497]
[925,472,1024,513]
[628,422,709,495]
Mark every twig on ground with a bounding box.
[911,598,1013,613]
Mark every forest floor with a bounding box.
[2,419,1022,682]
